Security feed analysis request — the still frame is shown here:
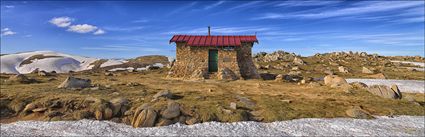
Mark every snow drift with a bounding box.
[0,51,126,74]
[1,116,423,136]
[346,79,425,93]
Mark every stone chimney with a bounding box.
[208,26,211,36]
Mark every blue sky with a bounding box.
[1,0,424,58]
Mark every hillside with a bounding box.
[0,51,170,74]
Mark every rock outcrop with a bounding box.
[57,77,91,89]
[362,67,374,74]
[132,104,158,128]
[366,85,402,99]
[346,107,373,119]
[324,75,348,87]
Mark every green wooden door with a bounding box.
[208,50,218,72]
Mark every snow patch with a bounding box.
[0,51,126,74]
[347,79,425,93]
[391,60,425,67]
[1,116,423,136]
[100,59,127,68]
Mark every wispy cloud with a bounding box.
[167,2,197,16]
[93,29,106,35]
[203,1,225,10]
[253,1,424,21]
[104,26,144,32]
[335,32,424,46]
[227,1,262,11]
[165,26,272,35]
[276,0,342,7]
[131,19,149,23]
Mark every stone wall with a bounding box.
[169,42,258,80]
[237,43,260,79]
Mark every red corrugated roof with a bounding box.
[170,35,258,46]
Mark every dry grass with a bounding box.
[1,70,424,124]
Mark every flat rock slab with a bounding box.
[347,79,425,93]
[1,116,423,136]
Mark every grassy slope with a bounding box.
[1,70,423,124]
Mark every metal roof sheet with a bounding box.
[170,35,258,46]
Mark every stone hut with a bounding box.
[168,28,260,80]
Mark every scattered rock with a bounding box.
[161,101,181,119]
[104,108,113,120]
[230,102,237,110]
[47,111,62,118]
[390,85,403,99]
[307,82,322,87]
[366,73,386,79]
[293,57,306,65]
[217,68,238,80]
[57,77,91,89]
[126,82,141,87]
[95,110,103,120]
[235,95,256,108]
[110,98,129,117]
[104,72,114,76]
[8,74,35,84]
[73,110,92,119]
[350,82,368,89]
[362,67,374,74]
[324,75,348,87]
[32,107,47,112]
[366,85,402,99]
[37,70,49,76]
[274,74,284,82]
[185,117,199,125]
[23,103,37,112]
[152,90,174,101]
[132,106,158,128]
[281,100,292,103]
[346,107,373,119]
[284,75,303,82]
[156,118,174,126]
[338,66,349,73]
[260,73,277,80]
[324,70,334,75]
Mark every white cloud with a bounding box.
[93,29,106,35]
[5,5,15,8]
[2,28,10,31]
[49,16,73,27]
[67,24,98,33]
[1,28,17,36]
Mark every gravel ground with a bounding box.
[346,79,425,93]
[1,116,424,136]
